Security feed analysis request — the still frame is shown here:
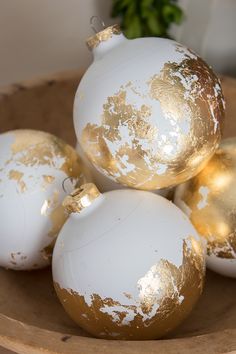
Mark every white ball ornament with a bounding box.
[0,130,88,270]
[53,183,205,340]
[74,24,225,191]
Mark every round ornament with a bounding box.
[53,183,205,340]
[0,129,88,270]
[175,138,236,278]
[74,24,225,191]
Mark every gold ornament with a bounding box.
[175,138,236,277]
[78,31,225,190]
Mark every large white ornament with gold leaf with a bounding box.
[53,183,205,340]
[74,25,225,191]
[0,130,87,270]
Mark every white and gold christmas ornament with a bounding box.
[175,138,236,278]
[74,24,225,191]
[0,129,88,270]
[53,183,205,340]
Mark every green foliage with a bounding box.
[111,0,184,39]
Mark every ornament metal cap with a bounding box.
[86,23,121,50]
[63,183,101,214]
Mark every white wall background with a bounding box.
[0,0,114,86]
[0,0,236,87]
[174,0,236,77]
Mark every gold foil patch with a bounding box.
[54,237,205,340]
[176,138,236,259]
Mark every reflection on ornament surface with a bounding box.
[0,130,87,270]
[175,138,236,277]
[75,29,225,190]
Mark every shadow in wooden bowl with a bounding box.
[0,72,236,354]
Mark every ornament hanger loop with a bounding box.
[90,16,106,34]
[62,176,74,194]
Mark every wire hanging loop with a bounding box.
[62,176,75,194]
[90,16,106,34]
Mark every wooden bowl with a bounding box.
[0,72,236,354]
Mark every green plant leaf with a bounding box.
[111,0,134,17]
[162,4,183,24]
[141,0,154,10]
[124,15,142,38]
[140,0,155,19]
[111,0,184,38]
[147,12,165,36]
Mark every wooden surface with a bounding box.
[0,347,15,354]
[0,72,236,354]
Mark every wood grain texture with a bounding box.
[0,72,236,354]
